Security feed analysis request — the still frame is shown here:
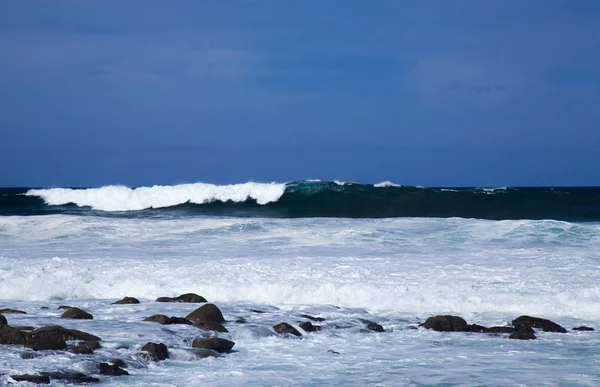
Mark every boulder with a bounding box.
[462,324,487,333]
[30,326,100,342]
[301,314,325,322]
[141,342,169,361]
[299,321,322,332]
[168,317,193,325]
[61,307,93,320]
[98,362,129,376]
[273,322,302,337]
[111,359,127,368]
[0,325,28,345]
[186,304,225,324]
[194,321,228,333]
[421,315,468,332]
[572,326,595,331]
[144,314,171,325]
[40,372,99,383]
[365,322,384,332]
[512,315,566,333]
[156,293,207,303]
[10,375,50,384]
[26,331,67,351]
[509,331,537,340]
[0,314,6,326]
[0,308,26,314]
[57,305,73,310]
[190,348,223,359]
[112,297,140,305]
[20,352,42,359]
[191,337,235,353]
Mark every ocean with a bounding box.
[1,181,599,386]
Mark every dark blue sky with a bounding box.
[1,0,599,187]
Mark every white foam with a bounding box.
[374,181,402,187]
[26,182,286,211]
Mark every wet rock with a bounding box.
[40,306,49,310]
[30,325,100,342]
[68,340,100,355]
[249,309,265,314]
[0,309,26,314]
[169,317,193,325]
[16,326,35,331]
[98,362,129,376]
[112,297,140,305]
[365,322,384,332]
[26,330,67,350]
[194,321,228,333]
[0,314,6,326]
[273,322,302,337]
[484,326,516,334]
[186,303,225,324]
[10,374,50,384]
[41,371,99,383]
[156,293,207,303]
[328,349,341,355]
[0,325,28,345]
[61,307,93,320]
[144,314,171,325]
[421,315,468,332]
[57,305,72,310]
[20,352,42,359]
[509,331,537,340]
[301,314,325,322]
[299,321,322,332]
[462,324,487,333]
[573,326,595,331]
[235,317,247,324]
[141,342,169,361]
[111,359,127,368]
[191,337,235,353]
[190,348,223,359]
[512,315,566,333]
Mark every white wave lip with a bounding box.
[26,182,286,211]
[374,181,402,187]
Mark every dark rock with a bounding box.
[421,315,468,332]
[144,314,171,325]
[186,303,225,324]
[68,340,100,355]
[112,297,140,305]
[301,314,325,322]
[512,315,566,333]
[484,326,516,334]
[30,326,100,342]
[509,331,537,340]
[191,348,223,359]
[41,371,99,383]
[61,307,93,320]
[194,321,228,333]
[191,337,235,353]
[573,326,595,331]
[40,306,49,310]
[98,362,129,376]
[169,317,193,325]
[20,352,42,359]
[111,359,127,368]
[235,317,246,324]
[141,342,169,361]
[16,326,35,331]
[10,374,50,384]
[299,321,322,332]
[328,349,341,355]
[462,324,487,333]
[156,293,207,303]
[57,305,73,310]
[273,322,302,337]
[0,325,28,345]
[249,309,265,313]
[365,322,384,332]
[26,331,67,350]
[0,308,26,314]
[0,314,6,326]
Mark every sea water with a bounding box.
[1,212,599,386]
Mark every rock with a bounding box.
[484,326,516,334]
[57,305,73,310]
[141,342,169,361]
[98,362,129,376]
[235,317,247,324]
[194,321,228,333]
[273,322,302,337]
[40,306,49,310]
[573,326,595,331]
[462,324,487,333]
[0,314,6,326]
[10,374,50,384]
[249,309,265,313]
[156,293,207,303]
[61,307,93,320]
[0,308,26,314]
[144,314,171,325]
[112,297,140,305]
[509,331,537,340]
[26,330,67,350]
[169,317,193,325]
[301,314,325,322]
[365,322,384,332]
[299,321,322,332]
[111,359,127,368]
[421,315,468,332]
[191,337,235,353]
[0,325,28,345]
[20,352,42,359]
[41,372,99,383]
[190,348,223,359]
[186,303,225,324]
[30,326,100,342]
[68,340,100,355]
[328,349,341,355]
[512,315,566,333]
[16,326,35,331]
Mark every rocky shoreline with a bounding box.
[0,294,595,384]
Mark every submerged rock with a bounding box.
[186,304,225,324]
[156,293,207,303]
[365,322,384,332]
[300,314,325,322]
[112,297,140,305]
[273,322,302,337]
[61,307,93,320]
[0,309,26,314]
[572,326,595,331]
[421,315,468,332]
[169,317,193,325]
[40,371,99,384]
[509,331,537,340]
[141,342,169,361]
[98,362,129,376]
[10,374,50,384]
[299,321,322,332]
[512,315,566,333]
[191,337,235,353]
[57,305,73,310]
[68,340,100,355]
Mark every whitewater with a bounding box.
[1,183,600,385]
